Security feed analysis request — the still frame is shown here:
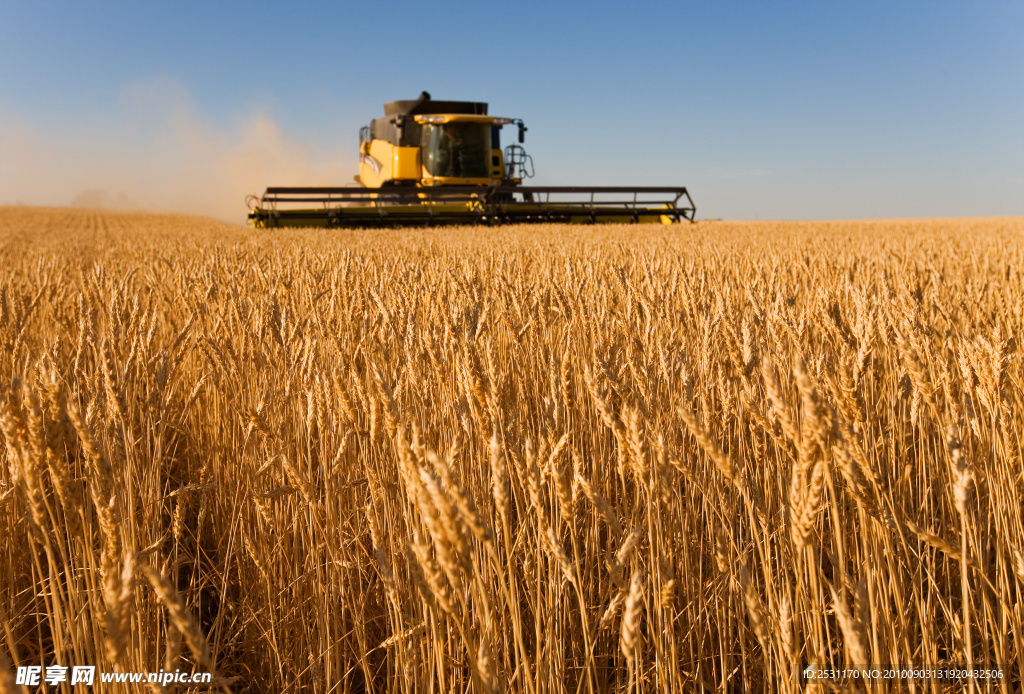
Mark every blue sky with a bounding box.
[0,1,1021,221]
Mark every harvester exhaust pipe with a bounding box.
[393,92,431,146]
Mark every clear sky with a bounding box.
[1,1,1021,221]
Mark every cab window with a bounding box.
[422,123,490,178]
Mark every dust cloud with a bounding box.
[0,78,352,223]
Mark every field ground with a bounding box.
[1,207,1023,692]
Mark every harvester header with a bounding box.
[248,92,695,227]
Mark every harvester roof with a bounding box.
[383,91,487,117]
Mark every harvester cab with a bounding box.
[356,92,529,188]
[248,92,695,227]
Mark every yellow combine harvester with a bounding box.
[247,92,696,227]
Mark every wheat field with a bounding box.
[0,207,1022,693]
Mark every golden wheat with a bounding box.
[0,207,1022,693]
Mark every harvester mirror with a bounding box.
[518,122,527,143]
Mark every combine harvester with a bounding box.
[247,92,696,228]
